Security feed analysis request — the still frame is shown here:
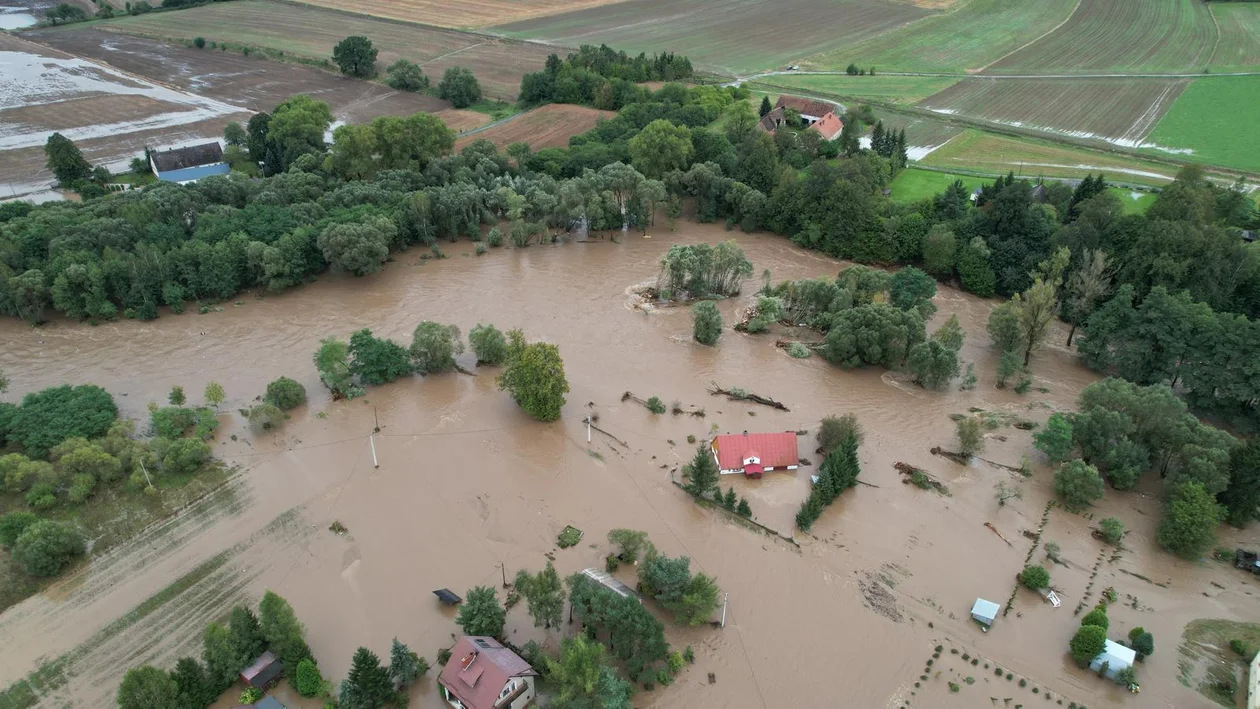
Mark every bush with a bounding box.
[264,377,307,410]
[956,416,984,456]
[487,227,503,247]
[162,438,211,475]
[786,342,810,358]
[1054,459,1105,509]
[239,687,263,704]
[1079,607,1108,631]
[692,301,722,345]
[1019,564,1050,590]
[469,324,508,366]
[26,482,57,509]
[646,396,666,414]
[295,657,323,696]
[1099,517,1124,545]
[0,512,39,548]
[13,520,85,576]
[9,384,117,459]
[1070,625,1107,666]
[817,414,862,453]
[193,36,206,48]
[1230,638,1248,657]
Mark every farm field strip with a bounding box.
[454,103,613,151]
[920,129,1180,186]
[990,0,1219,74]
[1143,75,1260,174]
[288,0,626,29]
[917,77,1188,146]
[94,0,554,99]
[493,0,929,75]
[1209,3,1260,72]
[804,0,1080,74]
[766,73,960,104]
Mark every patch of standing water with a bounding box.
[0,7,36,29]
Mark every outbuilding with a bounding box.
[711,432,799,478]
[970,598,999,628]
[240,650,283,689]
[1089,639,1136,681]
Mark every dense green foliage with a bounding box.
[1019,564,1050,590]
[1157,480,1224,558]
[519,44,693,109]
[496,330,569,421]
[817,414,862,454]
[1070,624,1107,666]
[340,647,393,709]
[117,665,181,709]
[681,441,719,500]
[1033,412,1075,463]
[658,241,752,299]
[638,551,721,626]
[1221,438,1260,526]
[264,376,307,410]
[456,585,506,637]
[348,328,413,385]
[0,511,38,548]
[1080,606,1109,631]
[295,657,324,697]
[12,519,84,576]
[438,67,482,109]
[259,590,313,679]
[692,301,722,345]
[332,35,377,78]
[6,385,117,459]
[797,428,860,531]
[385,59,428,92]
[469,323,508,365]
[1054,459,1106,509]
[44,132,93,187]
[567,571,669,681]
[546,635,634,709]
[514,560,565,629]
[409,321,463,374]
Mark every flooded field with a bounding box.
[1,29,475,198]
[0,225,1256,708]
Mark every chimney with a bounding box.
[461,651,479,671]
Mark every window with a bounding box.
[474,638,493,649]
[499,680,518,699]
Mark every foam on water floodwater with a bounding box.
[0,49,246,149]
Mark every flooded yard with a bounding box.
[0,226,1256,708]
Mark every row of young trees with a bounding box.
[796,414,862,530]
[117,591,314,709]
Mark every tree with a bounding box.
[1015,277,1057,366]
[201,622,239,689]
[1080,606,1108,631]
[956,417,984,457]
[956,237,996,296]
[317,220,392,276]
[1019,564,1050,590]
[1157,480,1223,558]
[388,638,426,690]
[1070,624,1107,666]
[608,528,652,563]
[349,329,413,386]
[817,414,862,454]
[409,321,464,374]
[0,512,39,548]
[438,67,482,108]
[168,386,186,406]
[628,119,693,179]
[1099,517,1124,545]
[1065,249,1111,346]
[548,635,633,709]
[932,313,964,352]
[639,553,721,625]
[315,337,361,399]
[204,381,225,408]
[44,132,93,186]
[13,520,84,576]
[820,304,925,369]
[267,94,333,170]
[907,340,959,390]
[995,480,1022,505]
[265,377,306,410]
[921,224,957,279]
[889,266,936,316]
[259,590,312,676]
[995,350,1020,389]
[987,299,1022,354]
[9,384,117,459]
[1220,438,1260,527]
[722,102,759,145]
[758,95,772,117]
[229,606,267,668]
[457,585,506,637]
[682,441,719,500]
[386,59,429,91]
[515,561,565,629]
[341,647,393,709]
[1131,631,1154,659]
[1054,459,1105,509]
[46,3,87,24]
[223,121,246,147]
[171,657,217,708]
[1034,412,1074,463]
[496,333,569,421]
[333,36,378,78]
[692,301,722,345]
[326,123,377,180]
[296,657,324,696]
[469,323,508,365]
[372,112,455,171]
[117,666,180,709]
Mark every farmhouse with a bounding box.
[1089,639,1136,681]
[148,142,230,183]
[809,111,844,141]
[439,636,537,709]
[711,432,798,478]
[774,96,837,126]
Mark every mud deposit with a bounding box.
[1,226,1256,708]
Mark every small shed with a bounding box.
[970,598,999,627]
[240,650,283,689]
[434,588,462,605]
[580,568,639,600]
[1089,639,1136,680]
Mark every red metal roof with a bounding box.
[810,112,844,141]
[712,433,798,470]
[439,637,535,709]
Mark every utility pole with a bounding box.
[138,459,153,489]
[369,435,379,468]
[720,592,729,628]
[373,405,380,433]
[500,562,508,588]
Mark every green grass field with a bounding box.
[806,0,1079,74]
[1110,187,1156,214]
[888,168,984,203]
[1143,76,1260,173]
[767,74,959,104]
[1209,3,1260,72]
[921,129,1179,187]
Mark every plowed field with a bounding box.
[289,0,623,29]
[455,104,613,151]
[918,78,1187,147]
[990,0,1219,74]
[494,0,929,75]
[96,0,554,100]
[1208,3,1260,72]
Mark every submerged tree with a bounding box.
[456,585,506,638]
[514,561,564,629]
[692,301,723,345]
[682,441,719,499]
[409,321,463,374]
[496,331,569,421]
[469,323,508,366]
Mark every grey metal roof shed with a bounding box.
[970,598,999,627]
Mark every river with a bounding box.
[0,224,1253,708]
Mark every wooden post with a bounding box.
[501,562,508,588]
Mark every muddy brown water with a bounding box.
[1,225,1256,708]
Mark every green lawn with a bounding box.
[1143,76,1260,174]
[1109,187,1156,215]
[767,74,959,104]
[806,0,1080,74]
[888,167,984,203]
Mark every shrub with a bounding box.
[1099,517,1124,545]
[1019,564,1050,590]
[10,384,117,458]
[264,377,307,410]
[239,687,263,704]
[1230,638,1248,657]
[13,520,85,576]
[1079,607,1108,631]
[817,414,862,453]
[295,657,323,696]
[646,396,666,414]
[956,416,984,456]
[692,301,722,345]
[193,36,206,48]
[0,512,40,548]
[1069,625,1107,666]
[786,342,810,358]
[487,227,503,247]
[26,482,57,509]
[469,324,508,366]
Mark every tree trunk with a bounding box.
[1066,322,1077,347]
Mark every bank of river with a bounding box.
[0,225,1252,708]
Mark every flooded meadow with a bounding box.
[0,225,1256,708]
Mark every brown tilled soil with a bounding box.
[455,104,615,151]
[287,0,625,29]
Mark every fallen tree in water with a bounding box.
[708,382,789,411]
[895,461,950,495]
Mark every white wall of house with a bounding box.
[501,675,536,709]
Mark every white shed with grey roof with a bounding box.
[971,598,999,627]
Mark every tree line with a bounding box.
[519,44,694,109]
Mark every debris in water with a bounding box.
[984,522,1013,547]
[896,462,950,496]
[557,526,583,548]
[708,381,790,411]
[329,520,348,535]
[858,571,903,622]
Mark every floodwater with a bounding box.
[0,7,36,30]
[0,225,1256,708]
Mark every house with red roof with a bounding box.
[711,432,799,478]
[809,111,844,141]
[439,637,537,709]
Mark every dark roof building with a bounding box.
[439,637,537,709]
[757,106,786,134]
[240,650,283,689]
[148,142,230,183]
